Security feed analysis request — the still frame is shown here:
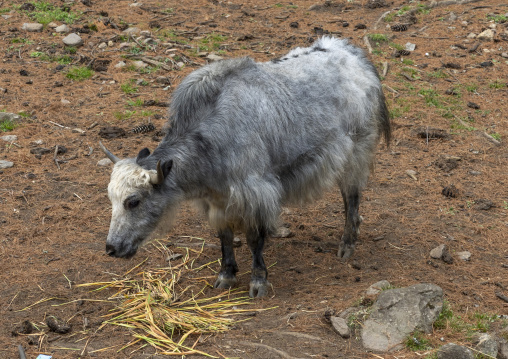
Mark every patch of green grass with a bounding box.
[465,83,478,93]
[196,33,227,52]
[0,7,12,14]
[503,201,508,210]
[56,55,73,65]
[121,81,138,94]
[27,1,81,25]
[66,66,93,81]
[397,5,411,15]
[402,59,414,65]
[369,34,388,42]
[114,110,136,121]
[405,331,432,351]
[65,46,77,54]
[470,312,497,333]
[428,69,449,78]
[489,79,505,89]
[0,118,17,132]
[18,111,31,118]
[451,117,476,132]
[129,46,145,55]
[418,88,441,107]
[141,110,155,117]
[30,51,51,61]
[138,66,159,75]
[10,37,33,44]
[489,133,501,141]
[127,99,144,107]
[390,42,404,51]
[487,14,507,23]
[417,4,431,14]
[384,13,395,22]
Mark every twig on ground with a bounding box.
[54,145,60,170]
[240,341,305,359]
[363,36,373,54]
[382,62,389,78]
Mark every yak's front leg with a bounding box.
[214,227,238,289]
[246,226,270,298]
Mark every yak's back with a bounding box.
[169,57,256,133]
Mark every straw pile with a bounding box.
[78,243,261,357]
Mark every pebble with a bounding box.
[430,244,446,259]
[22,23,43,32]
[330,316,350,338]
[207,53,224,61]
[47,22,58,28]
[62,33,83,47]
[115,61,126,69]
[477,29,495,41]
[98,42,107,49]
[0,160,14,169]
[55,24,70,33]
[132,60,148,69]
[97,158,113,166]
[122,27,141,36]
[1,135,17,142]
[457,251,471,261]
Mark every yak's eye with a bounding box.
[125,198,140,210]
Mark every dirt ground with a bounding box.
[1,0,507,358]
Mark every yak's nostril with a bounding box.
[106,244,116,256]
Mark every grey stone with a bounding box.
[478,29,495,41]
[207,53,224,61]
[132,60,148,69]
[47,22,58,28]
[122,27,141,36]
[330,316,350,338]
[22,23,43,32]
[456,251,471,261]
[62,33,83,47]
[0,112,20,121]
[437,343,474,359]
[405,42,416,51]
[499,340,508,359]
[55,24,70,33]
[0,160,13,169]
[272,226,293,238]
[430,244,446,259]
[1,135,17,142]
[361,283,443,351]
[472,333,498,357]
[114,61,126,69]
[366,280,391,296]
[97,158,113,166]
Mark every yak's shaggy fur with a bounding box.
[102,37,390,297]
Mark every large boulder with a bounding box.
[361,283,443,351]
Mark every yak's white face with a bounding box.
[105,159,162,258]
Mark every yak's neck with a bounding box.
[148,131,209,198]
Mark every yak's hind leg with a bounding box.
[246,226,270,298]
[338,186,363,259]
[214,227,239,289]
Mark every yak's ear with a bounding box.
[136,148,150,162]
[161,159,173,178]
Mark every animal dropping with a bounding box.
[100,37,391,298]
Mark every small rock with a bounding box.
[119,42,135,50]
[467,101,480,109]
[366,280,391,296]
[207,53,224,61]
[30,147,51,156]
[122,27,141,36]
[405,169,417,180]
[405,42,416,51]
[98,42,107,49]
[355,23,367,30]
[61,98,71,105]
[1,135,17,142]
[272,226,293,238]
[166,253,183,261]
[55,24,70,33]
[457,251,471,261]
[330,316,350,338]
[46,316,71,334]
[19,69,29,76]
[437,343,474,359]
[0,160,14,169]
[22,23,43,32]
[480,61,494,68]
[467,32,477,39]
[0,112,20,122]
[114,61,126,69]
[477,29,495,41]
[47,22,58,28]
[290,21,299,28]
[156,76,171,85]
[62,33,83,47]
[472,333,498,357]
[132,60,148,69]
[97,158,113,166]
[501,52,508,58]
[233,237,242,247]
[430,244,446,259]
[499,341,508,359]
[473,199,493,210]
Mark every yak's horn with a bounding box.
[99,141,120,164]
[149,160,165,185]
